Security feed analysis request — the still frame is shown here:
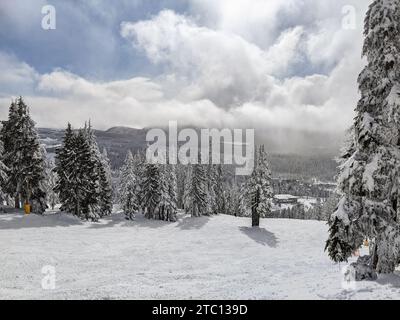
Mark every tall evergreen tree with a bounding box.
[166,165,178,221]
[0,139,8,209]
[74,128,101,220]
[133,151,146,213]
[45,158,58,210]
[182,164,192,212]
[54,123,112,221]
[206,164,218,215]
[0,97,47,213]
[185,154,209,217]
[159,164,178,222]
[54,123,77,214]
[141,163,162,219]
[118,151,139,220]
[176,163,187,209]
[0,101,18,208]
[98,164,113,217]
[214,165,226,214]
[246,145,273,227]
[326,0,400,273]
[96,146,113,217]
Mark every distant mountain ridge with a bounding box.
[38,126,339,181]
[105,126,144,135]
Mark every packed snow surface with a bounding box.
[1,211,400,300]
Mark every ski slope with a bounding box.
[1,211,399,300]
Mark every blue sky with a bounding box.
[0,0,370,134]
[0,0,189,80]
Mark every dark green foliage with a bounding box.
[325,217,354,263]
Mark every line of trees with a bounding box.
[116,145,274,227]
[0,98,113,220]
[0,97,276,227]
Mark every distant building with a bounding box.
[273,194,299,205]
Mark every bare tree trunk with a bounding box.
[14,195,20,209]
[252,190,260,227]
[252,208,259,227]
[371,241,379,270]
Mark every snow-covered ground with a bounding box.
[1,211,400,300]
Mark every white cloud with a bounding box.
[121,10,304,107]
[38,71,164,101]
[119,5,369,133]
[0,52,38,93]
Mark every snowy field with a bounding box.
[1,211,400,300]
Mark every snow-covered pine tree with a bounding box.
[206,164,218,214]
[118,151,139,220]
[0,98,47,213]
[166,164,178,221]
[74,128,101,221]
[32,146,51,213]
[0,139,8,210]
[214,165,226,214]
[176,163,187,209]
[55,123,112,220]
[185,154,209,217]
[86,125,113,218]
[98,164,113,217]
[96,147,112,217]
[158,168,168,221]
[182,164,192,212]
[158,164,178,222]
[140,163,162,219]
[0,100,19,207]
[238,182,250,217]
[54,123,77,214]
[247,145,273,227]
[326,0,400,273]
[132,151,146,214]
[45,158,58,210]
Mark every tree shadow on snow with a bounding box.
[88,214,131,229]
[239,226,278,247]
[130,214,171,229]
[0,212,83,230]
[376,272,400,288]
[89,213,169,229]
[176,215,210,230]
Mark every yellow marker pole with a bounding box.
[24,203,31,215]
